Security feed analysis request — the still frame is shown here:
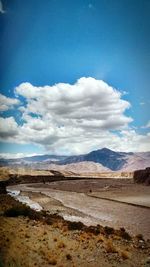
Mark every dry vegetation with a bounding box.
[0,194,150,267]
[0,167,10,181]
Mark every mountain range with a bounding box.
[0,148,150,172]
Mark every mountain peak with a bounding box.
[91,148,114,154]
[101,147,112,152]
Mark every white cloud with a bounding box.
[0,1,5,13]
[114,130,150,152]
[0,117,18,140]
[0,94,20,111]
[15,77,132,129]
[142,120,150,129]
[0,77,150,153]
[0,152,37,159]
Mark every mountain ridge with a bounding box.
[0,148,149,172]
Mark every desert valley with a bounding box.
[0,148,150,267]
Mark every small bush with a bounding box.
[45,217,53,225]
[105,239,117,253]
[119,228,132,241]
[97,235,105,243]
[120,250,130,259]
[67,221,84,231]
[86,225,100,235]
[4,204,41,221]
[26,234,31,239]
[4,205,31,217]
[66,254,72,260]
[58,241,66,248]
[104,226,115,236]
[48,259,57,265]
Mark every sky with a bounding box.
[0,0,150,158]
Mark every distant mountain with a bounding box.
[21,154,67,162]
[0,148,150,172]
[0,155,67,166]
[60,148,133,171]
[121,153,150,171]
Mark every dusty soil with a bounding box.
[0,194,150,267]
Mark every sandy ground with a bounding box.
[7,179,150,239]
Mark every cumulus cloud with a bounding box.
[15,77,132,129]
[0,117,18,140]
[0,77,149,153]
[0,94,20,111]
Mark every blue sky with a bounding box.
[0,0,150,157]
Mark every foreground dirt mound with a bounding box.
[134,168,150,185]
[0,194,150,267]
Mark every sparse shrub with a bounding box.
[80,232,90,241]
[67,221,84,231]
[45,217,53,225]
[58,241,66,248]
[86,225,100,235]
[48,258,57,265]
[25,233,30,238]
[119,228,132,241]
[66,254,72,260]
[120,250,130,259]
[4,204,42,221]
[105,239,117,253]
[97,235,105,243]
[104,226,115,236]
[4,205,31,217]
[41,210,47,217]
[89,189,92,193]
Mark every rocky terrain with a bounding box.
[0,194,150,267]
